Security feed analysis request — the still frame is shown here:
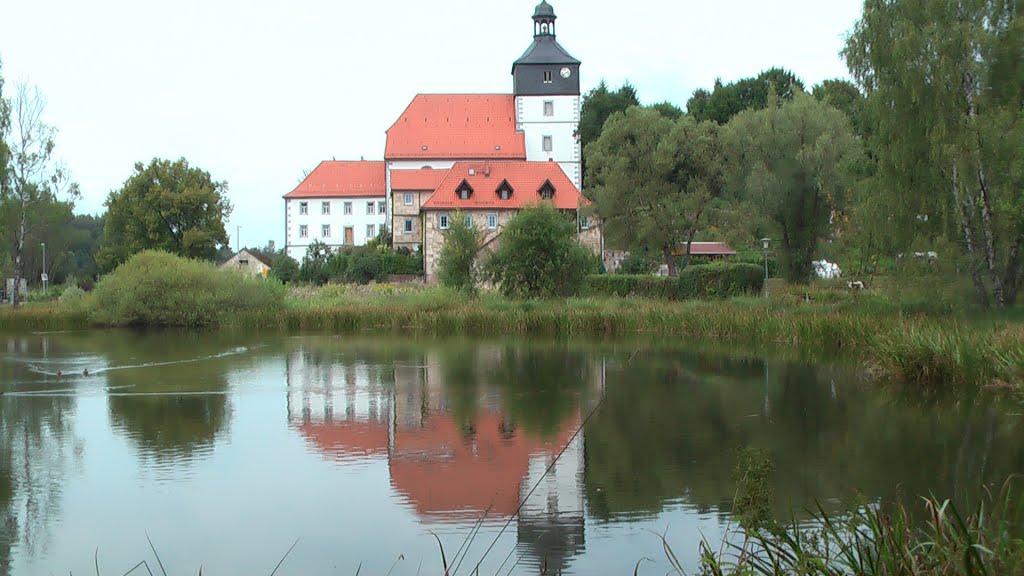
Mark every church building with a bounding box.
[284,1,598,281]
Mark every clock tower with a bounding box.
[512,1,582,190]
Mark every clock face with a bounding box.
[560,67,571,79]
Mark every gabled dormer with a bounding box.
[456,179,474,200]
[538,179,556,200]
[496,179,515,200]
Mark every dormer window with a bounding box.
[543,70,553,83]
[496,179,514,201]
[538,180,556,200]
[456,179,474,200]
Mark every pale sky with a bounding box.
[0,0,865,249]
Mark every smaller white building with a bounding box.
[284,161,388,261]
[219,249,272,278]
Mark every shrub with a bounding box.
[300,240,332,285]
[618,249,661,274]
[438,212,482,294]
[484,203,595,298]
[678,262,764,298]
[87,250,285,327]
[584,263,764,300]
[270,253,300,283]
[58,285,86,310]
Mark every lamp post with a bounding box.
[236,225,242,253]
[40,243,47,295]
[760,237,770,299]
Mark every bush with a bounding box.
[618,249,661,275]
[270,253,300,283]
[300,240,332,285]
[484,204,596,298]
[438,212,482,294]
[87,250,285,327]
[58,285,86,307]
[584,263,764,300]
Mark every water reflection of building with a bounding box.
[285,345,601,572]
[286,349,393,461]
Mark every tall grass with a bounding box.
[674,478,1024,576]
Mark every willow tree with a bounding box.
[845,0,1024,307]
[723,92,861,282]
[586,106,723,276]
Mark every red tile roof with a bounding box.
[296,421,389,462]
[672,242,737,256]
[284,160,386,199]
[385,94,527,160]
[390,168,449,191]
[421,161,586,210]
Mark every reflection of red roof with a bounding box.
[390,413,536,518]
[421,161,586,210]
[385,95,526,160]
[391,168,449,191]
[672,242,737,256]
[298,422,389,461]
[284,161,386,199]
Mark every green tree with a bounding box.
[578,81,640,189]
[845,0,1024,307]
[484,203,593,298]
[438,211,482,294]
[812,79,867,136]
[0,59,9,201]
[687,68,805,125]
[96,158,232,272]
[270,252,299,284]
[722,92,861,282]
[299,239,331,285]
[2,83,78,306]
[586,107,724,276]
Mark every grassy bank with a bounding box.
[3,280,1023,390]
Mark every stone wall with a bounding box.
[392,191,430,251]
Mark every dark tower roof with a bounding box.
[533,0,556,19]
[512,1,580,72]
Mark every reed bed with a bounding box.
[2,281,1021,390]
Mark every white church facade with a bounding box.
[284,1,598,271]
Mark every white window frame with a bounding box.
[403,219,414,233]
[321,201,331,215]
[463,214,473,228]
[403,193,414,206]
[321,224,331,238]
[543,100,554,117]
[542,135,553,152]
[299,202,308,215]
[366,201,374,215]
[438,213,450,230]
[487,213,498,230]
[367,224,375,240]
[580,215,591,230]
[377,201,386,215]
[343,201,353,215]
[299,224,308,238]
[543,70,553,83]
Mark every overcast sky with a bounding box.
[0,0,865,250]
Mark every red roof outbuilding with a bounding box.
[284,160,386,199]
[385,95,527,160]
[421,161,586,211]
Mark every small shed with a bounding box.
[220,249,272,278]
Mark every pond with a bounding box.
[1,331,1021,575]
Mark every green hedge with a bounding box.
[584,263,764,300]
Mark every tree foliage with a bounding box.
[687,68,805,125]
[270,252,300,284]
[844,0,1024,307]
[586,106,723,276]
[578,81,640,188]
[723,92,861,282]
[484,203,594,298]
[438,211,482,294]
[96,158,232,272]
[1,83,78,305]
